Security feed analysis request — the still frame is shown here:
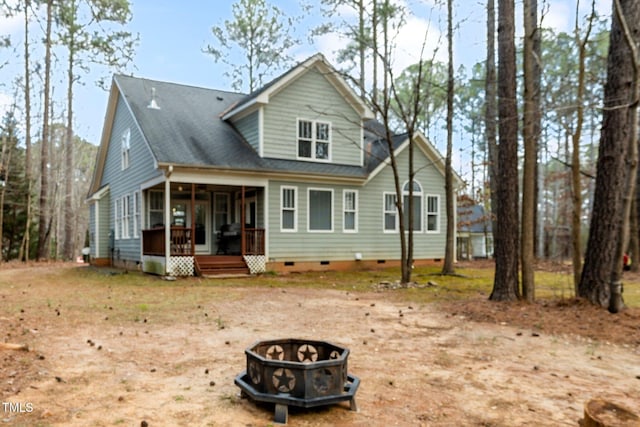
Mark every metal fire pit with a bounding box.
[234,338,359,424]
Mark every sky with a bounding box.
[0,0,612,153]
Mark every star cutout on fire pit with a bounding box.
[266,344,285,360]
[248,360,261,384]
[297,344,318,363]
[272,368,296,393]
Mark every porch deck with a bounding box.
[141,227,265,276]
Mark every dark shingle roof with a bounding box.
[115,74,370,179]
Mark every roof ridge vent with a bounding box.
[147,87,161,110]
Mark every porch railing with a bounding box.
[142,227,264,256]
[142,227,193,256]
[244,228,265,255]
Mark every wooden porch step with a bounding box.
[195,255,250,276]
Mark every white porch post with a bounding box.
[164,178,171,270]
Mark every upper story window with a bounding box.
[297,119,330,161]
[121,128,131,170]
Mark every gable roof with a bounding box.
[221,53,375,121]
[88,73,372,196]
[88,55,459,197]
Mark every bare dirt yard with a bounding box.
[1,263,639,426]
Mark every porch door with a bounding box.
[171,200,211,254]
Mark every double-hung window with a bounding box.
[383,192,398,232]
[298,119,330,161]
[402,180,423,232]
[122,195,131,239]
[343,190,358,232]
[426,195,440,232]
[133,191,140,238]
[121,128,130,170]
[114,199,121,240]
[281,186,297,231]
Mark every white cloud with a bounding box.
[542,0,612,33]
[308,11,443,85]
[0,0,23,37]
[0,92,14,120]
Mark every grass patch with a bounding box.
[70,264,640,308]
[1,264,636,330]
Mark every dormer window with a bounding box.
[297,119,330,161]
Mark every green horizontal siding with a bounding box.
[263,67,362,165]
[233,110,260,153]
[266,145,447,262]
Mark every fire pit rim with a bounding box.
[244,337,350,368]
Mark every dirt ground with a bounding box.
[1,263,639,427]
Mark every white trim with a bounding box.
[140,174,166,191]
[264,182,270,260]
[221,54,375,121]
[258,107,264,157]
[280,186,298,232]
[343,189,358,233]
[164,179,171,262]
[87,184,110,202]
[165,169,268,187]
[95,200,100,258]
[307,187,334,233]
[359,124,364,167]
[365,132,463,188]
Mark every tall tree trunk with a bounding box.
[485,0,498,253]
[579,0,640,310]
[570,1,596,293]
[372,0,378,111]
[19,0,32,262]
[442,0,455,274]
[63,6,76,261]
[609,0,640,313]
[37,0,53,260]
[521,0,539,301]
[358,0,365,99]
[490,0,519,301]
[0,133,8,262]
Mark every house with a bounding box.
[86,54,463,276]
[456,202,493,260]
